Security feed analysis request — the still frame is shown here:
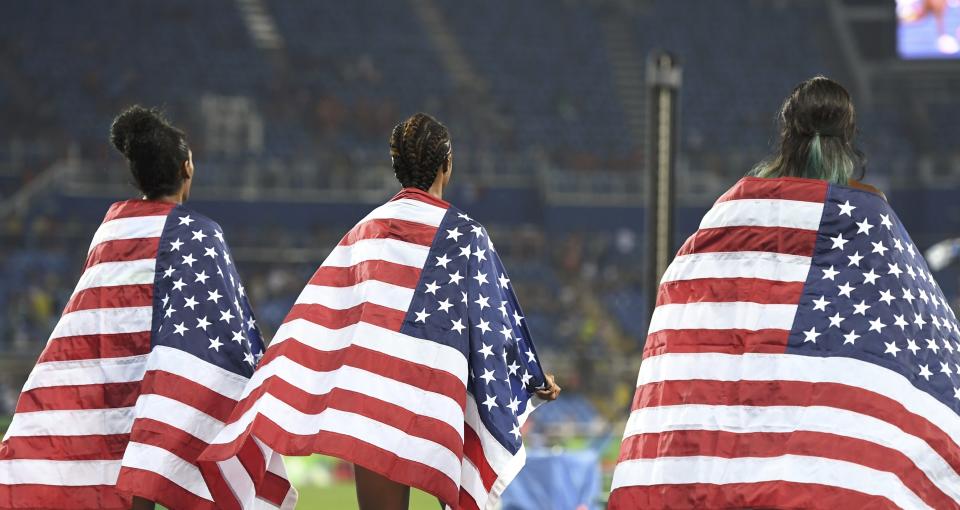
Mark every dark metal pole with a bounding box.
[644,51,682,326]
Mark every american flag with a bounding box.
[199,188,549,510]
[0,200,294,510]
[609,177,960,509]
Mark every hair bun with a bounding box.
[110,105,164,158]
[108,105,191,199]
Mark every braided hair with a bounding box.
[389,113,451,191]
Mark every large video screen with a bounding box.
[898,0,960,58]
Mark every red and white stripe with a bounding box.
[610,178,960,509]
[201,189,525,510]
[0,201,170,509]
[0,200,292,510]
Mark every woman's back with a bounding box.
[0,106,293,510]
[609,78,960,509]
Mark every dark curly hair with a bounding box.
[389,113,451,191]
[110,105,190,199]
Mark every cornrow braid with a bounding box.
[388,113,451,191]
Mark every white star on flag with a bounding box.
[812,296,830,311]
[475,294,490,310]
[830,234,848,251]
[474,272,489,286]
[871,241,888,256]
[802,327,820,343]
[477,319,492,334]
[437,299,453,313]
[478,343,494,359]
[838,200,856,216]
[868,317,886,333]
[879,214,893,229]
[914,314,927,328]
[906,339,921,355]
[852,300,870,316]
[481,394,498,411]
[878,290,895,305]
[903,288,916,304]
[828,313,844,328]
[837,282,855,298]
[843,330,860,345]
[513,311,524,325]
[884,341,900,356]
[822,266,839,280]
[480,369,496,384]
[888,263,903,278]
[893,314,909,330]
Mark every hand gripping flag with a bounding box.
[609,177,960,509]
[199,188,549,510]
[0,200,294,510]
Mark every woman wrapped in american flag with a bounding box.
[609,77,960,508]
[0,106,294,510]
[198,113,561,510]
